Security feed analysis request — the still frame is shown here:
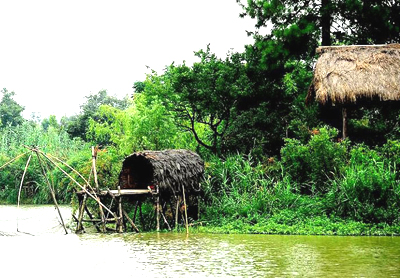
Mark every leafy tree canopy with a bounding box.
[64,90,130,140]
[0,88,25,128]
[143,46,252,154]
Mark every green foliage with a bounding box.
[281,127,347,193]
[0,119,89,204]
[0,88,25,128]
[143,46,252,154]
[326,145,400,224]
[64,90,130,140]
[88,93,198,156]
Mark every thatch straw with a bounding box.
[307,44,400,104]
[119,149,204,197]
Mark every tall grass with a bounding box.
[0,122,90,204]
[200,130,400,234]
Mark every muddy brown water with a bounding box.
[1,205,399,277]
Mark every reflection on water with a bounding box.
[1,205,400,277]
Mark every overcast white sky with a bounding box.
[0,0,255,120]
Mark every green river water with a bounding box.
[1,205,399,277]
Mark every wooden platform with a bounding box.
[76,188,156,197]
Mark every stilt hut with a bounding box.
[119,149,204,197]
[306,44,400,139]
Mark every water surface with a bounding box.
[1,205,399,277]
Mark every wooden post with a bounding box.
[342,107,348,140]
[156,184,160,232]
[17,154,32,232]
[117,186,124,233]
[122,209,140,233]
[175,196,180,231]
[91,146,99,190]
[182,185,189,234]
[92,146,106,232]
[76,194,86,233]
[36,153,68,234]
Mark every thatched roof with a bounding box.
[307,44,400,104]
[118,149,204,197]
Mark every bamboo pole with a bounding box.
[17,154,32,232]
[160,202,171,231]
[38,150,116,218]
[76,193,87,233]
[133,200,139,223]
[36,152,68,234]
[122,209,140,233]
[16,154,32,232]
[342,107,348,140]
[0,152,28,171]
[156,184,160,232]
[117,186,123,233]
[92,146,106,232]
[84,204,101,232]
[182,185,189,234]
[175,196,180,231]
[91,146,99,189]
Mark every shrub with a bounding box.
[326,145,400,223]
[280,127,347,194]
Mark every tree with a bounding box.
[41,115,59,131]
[147,47,252,154]
[65,90,130,139]
[238,1,400,50]
[133,81,146,94]
[0,88,25,128]
[236,0,400,147]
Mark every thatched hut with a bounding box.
[118,149,204,198]
[307,44,400,138]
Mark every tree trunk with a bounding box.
[321,0,332,46]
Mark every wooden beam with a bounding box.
[342,107,348,140]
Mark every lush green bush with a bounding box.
[280,127,347,194]
[326,144,400,224]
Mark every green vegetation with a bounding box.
[1,1,400,235]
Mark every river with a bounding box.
[1,205,399,277]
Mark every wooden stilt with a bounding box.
[175,197,180,231]
[342,107,348,140]
[122,209,140,233]
[197,195,200,221]
[92,146,106,233]
[182,185,189,234]
[160,202,171,231]
[156,184,160,232]
[84,205,101,232]
[133,201,139,223]
[117,186,124,233]
[76,193,87,233]
[139,202,145,230]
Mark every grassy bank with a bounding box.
[195,128,400,236]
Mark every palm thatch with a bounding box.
[307,44,400,104]
[118,149,204,197]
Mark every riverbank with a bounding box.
[193,216,400,236]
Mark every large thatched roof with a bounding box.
[307,44,400,104]
[119,149,204,197]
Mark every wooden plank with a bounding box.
[101,189,153,196]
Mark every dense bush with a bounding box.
[280,127,347,194]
